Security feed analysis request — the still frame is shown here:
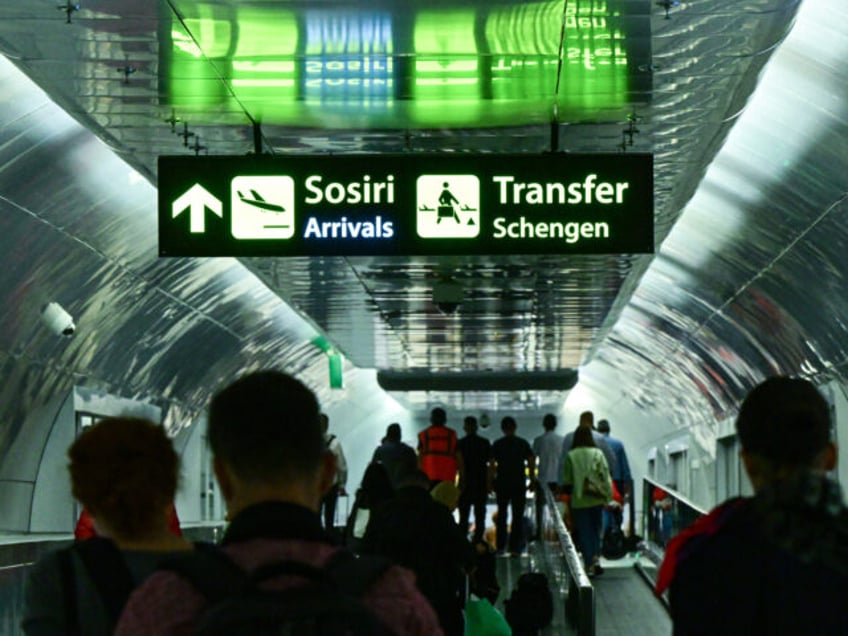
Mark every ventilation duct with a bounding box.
[376,369,578,392]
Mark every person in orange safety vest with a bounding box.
[418,407,459,485]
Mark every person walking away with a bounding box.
[372,422,417,489]
[657,377,848,635]
[23,417,193,636]
[418,407,459,486]
[456,416,492,542]
[532,413,564,537]
[344,461,395,551]
[490,417,536,556]
[560,411,617,482]
[596,418,632,535]
[116,370,442,636]
[562,425,612,577]
[320,413,348,533]
[362,463,473,636]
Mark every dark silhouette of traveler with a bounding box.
[23,417,192,636]
[320,412,348,532]
[657,377,848,635]
[560,411,617,481]
[457,415,492,542]
[344,461,394,551]
[532,413,564,537]
[362,461,472,636]
[490,416,536,556]
[418,407,459,486]
[372,422,417,489]
[562,425,612,576]
[596,418,632,534]
[116,370,442,635]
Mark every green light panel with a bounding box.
[411,10,481,125]
[163,1,645,128]
[486,0,628,113]
[168,5,232,109]
[230,8,300,121]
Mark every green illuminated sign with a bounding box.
[161,1,651,127]
[159,154,653,256]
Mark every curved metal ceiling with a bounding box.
[0,0,843,440]
[581,0,848,433]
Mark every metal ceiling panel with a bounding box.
[0,0,821,418]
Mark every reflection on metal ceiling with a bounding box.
[1,0,844,420]
[162,0,651,128]
[582,0,848,436]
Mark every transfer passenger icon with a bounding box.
[416,175,480,238]
[231,176,295,239]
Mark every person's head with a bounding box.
[542,413,557,431]
[464,415,478,434]
[396,464,431,490]
[501,416,517,435]
[597,419,611,435]
[578,411,594,429]
[572,425,597,448]
[386,423,402,442]
[208,370,333,514]
[430,407,447,426]
[736,377,836,490]
[360,461,394,508]
[69,417,179,542]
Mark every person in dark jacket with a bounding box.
[23,418,193,636]
[456,416,492,542]
[657,377,848,635]
[362,461,473,636]
[372,422,417,489]
[490,417,536,555]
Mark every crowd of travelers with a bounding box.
[18,370,848,634]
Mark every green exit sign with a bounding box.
[158,153,653,257]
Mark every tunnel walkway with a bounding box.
[495,543,671,636]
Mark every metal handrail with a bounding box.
[541,483,595,636]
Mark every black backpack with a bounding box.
[58,537,136,636]
[504,571,554,633]
[161,544,392,636]
[602,526,628,560]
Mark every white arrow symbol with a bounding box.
[172,183,222,234]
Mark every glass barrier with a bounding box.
[642,477,707,550]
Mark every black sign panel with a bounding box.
[158,154,653,256]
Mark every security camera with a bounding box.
[433,279,463,315]
[41,302,75,337]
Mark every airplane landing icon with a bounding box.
[231,176,295,239]
[417,175,480,238]
[237,190,287,215]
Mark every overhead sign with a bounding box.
[158,154,653,257]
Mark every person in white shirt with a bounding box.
[532,414,565,537]
[320,413,348,532]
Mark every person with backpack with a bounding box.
[22,417,193,635]
[115,370,442,636]
[362,461,473,636]
[561,424,612,577]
